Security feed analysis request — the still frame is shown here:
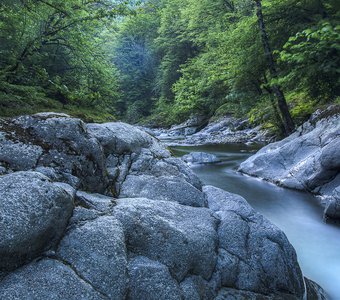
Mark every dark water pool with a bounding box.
[172,144,340,299]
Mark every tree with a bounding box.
[0,0,128,118]
[253,0,295,135]
[113,4,161,121]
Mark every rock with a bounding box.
[180,276,212,300]
[0,113,320,299]
[113,198,218,281]
[57,216,127,299]
[214,288,297,300]
[167,115,208,137]
[154,116,270,146]
[203,186,305,297]
[86,122,177,197]
[0,128,43,171]
[0,166,7,175]
[324,187,340,221]
[0,114,108,193]
[120,175,206,207]
[87,122,169,157]
[239,108,340,221]
[0,171,74,272]
[35,166,81,188]
[129,152,202,190]
[128,256,182,300]
[305,277,328,300]
[75,191,116,212]
[54,182,77,198]
[320,138,340,169]
[182,152,221,164]
[68,207,103,226]
[0,259,106,300]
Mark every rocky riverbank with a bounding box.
[144,115,271,146]
[0,112,326,299]
[239,106,340,222]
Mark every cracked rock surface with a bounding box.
[239,107,340,222]
[0,112,317,299]
[0,171,74,272]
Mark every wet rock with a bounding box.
[0,171,74,272]
[182,152,221,164]
[305,277,328,300]
[324,187,340,221]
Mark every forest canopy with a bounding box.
[0,0,339,132]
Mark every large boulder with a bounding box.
[239,107,340,221]
[204,186,305,297]
[182,152,221,165]
[113,198,218,282]
[0,113,108,192]
[87,122,168,157]
[0,171,74,272]
[87,122,204,201]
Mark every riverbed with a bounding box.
[172,144,340,299]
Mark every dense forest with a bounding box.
[0,0,339,135]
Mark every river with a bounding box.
[172,144,340,300]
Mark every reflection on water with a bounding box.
[172,144,340,299]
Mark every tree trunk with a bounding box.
[254,0,295,136]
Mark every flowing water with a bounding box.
[172,144,340,300]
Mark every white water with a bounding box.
[172,144,340,300]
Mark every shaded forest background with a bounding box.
[0,0,339,134]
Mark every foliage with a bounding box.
[278,21,340,100]
[118,0,339,129]
[0,0,339,129]
[113,2,161,122]
[0,0,128,119]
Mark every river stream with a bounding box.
[172,144,340,299]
